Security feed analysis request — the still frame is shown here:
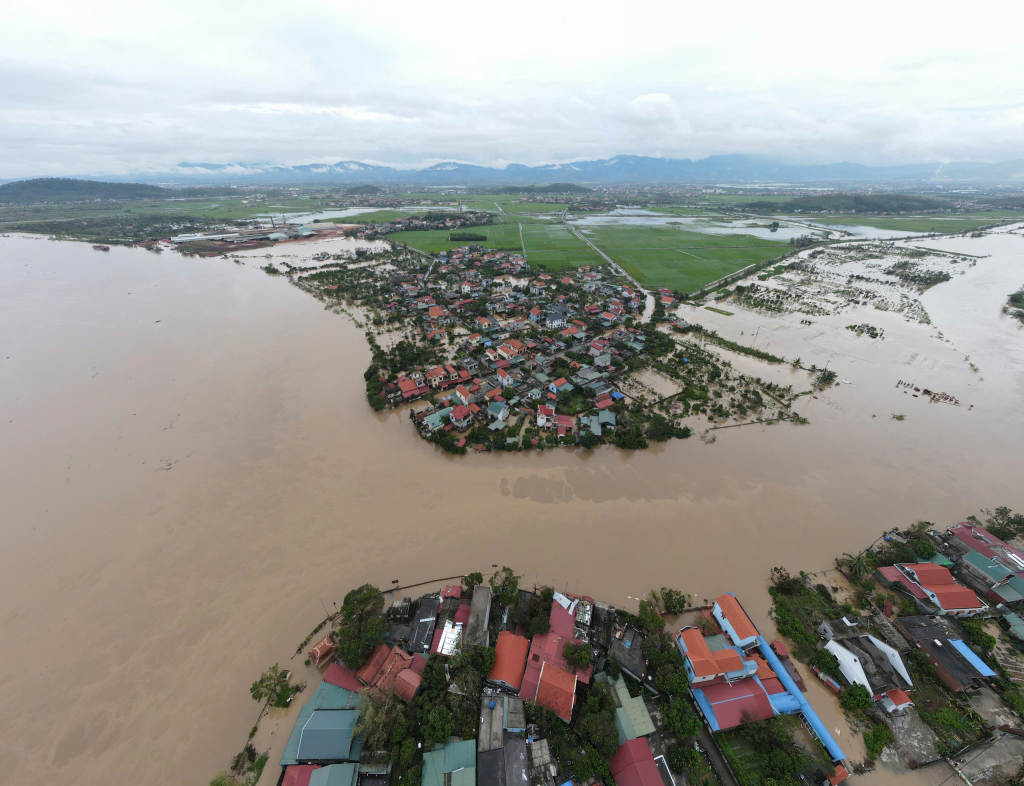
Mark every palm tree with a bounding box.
[839,552,870,580]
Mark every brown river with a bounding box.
[1,230,1022,785]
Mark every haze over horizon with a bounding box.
[3,0,1022,179]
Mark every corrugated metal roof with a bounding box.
[281,682,360,766]
[309,763,358,786]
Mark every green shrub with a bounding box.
[839,684,874,713]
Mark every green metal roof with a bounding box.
[615,706,636,745]
[609,675,654,743]
[296,710,358,763]
[422,740,477,786]
[310,763,359,786]
[280,682,360,766]
[1004,613,1024,641]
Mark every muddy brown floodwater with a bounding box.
[1,230,1022,786]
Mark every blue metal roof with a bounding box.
[948,639,996,677]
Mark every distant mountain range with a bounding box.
[6,155,1024,188]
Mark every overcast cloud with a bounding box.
[2,0,1022,178]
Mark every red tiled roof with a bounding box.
[905,563,958,585]
[454,604,471,625]
[356,644,414,694]
[489,631,530,691]
[308,635,337,667]
[715,594,759,641]
[596,399,614,410]
[536,661,577,722]
[931,584,985,612]
[678,629,743,678]
[410,653,429,675]
[450,405,471,420]
[356,643,391,684]
[442,584,463,599]
[323,663,362,691]
[886,689,913,707]
[609,740,664,786]
[394,668,421,703]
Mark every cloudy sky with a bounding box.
[3,0,1022,177]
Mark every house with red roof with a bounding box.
[355,643,423,703]
[713,593,760,649]
[487,631,530,693]
[876,563,986,617]
[535,662,577,722]
[609,739,665,786]
[449,404,473,429]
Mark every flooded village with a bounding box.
[1,214,1023,786]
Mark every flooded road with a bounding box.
[1,231,1022,786]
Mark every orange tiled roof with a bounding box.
[536,661,577,722]
[716,594,759,641]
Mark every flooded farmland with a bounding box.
[1,228,1022,786]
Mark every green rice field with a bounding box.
[578,224,788,292]
[390,220,601,269]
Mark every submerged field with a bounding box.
[578,223,789,292]
[797,213,1016,233]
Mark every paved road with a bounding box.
[564,222,655,322]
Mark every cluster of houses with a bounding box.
[277,585,857,786]
[346,213,493,242]
[782,521,1024,772]
[367,254,663,444]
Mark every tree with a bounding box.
[637,599,664,635]
[336,584,386,668]
[663,698,702,740]
[912,539,937,559]
[563,642,592,669]
[581,713,619,756]
[489,566,520,607]
[655,663,689,697]
[529,614,551,637]
[209,773,244,786]
[462,572,484,592]
[660,588,690,615]
[839,683,874,713]
[646,414,676,442]
[578,431,600,449]
[811,648,842,680]
[666,745,691,774]
[424,705,454,745]
[250,664,290,705]
[356,688,407,749]
[839,551,871,580]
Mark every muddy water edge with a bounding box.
[0,232,1021,786]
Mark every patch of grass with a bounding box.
[390,222,601,270]
[325,209,419,223]
[704,306,734,316]
[578,224,787,292]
